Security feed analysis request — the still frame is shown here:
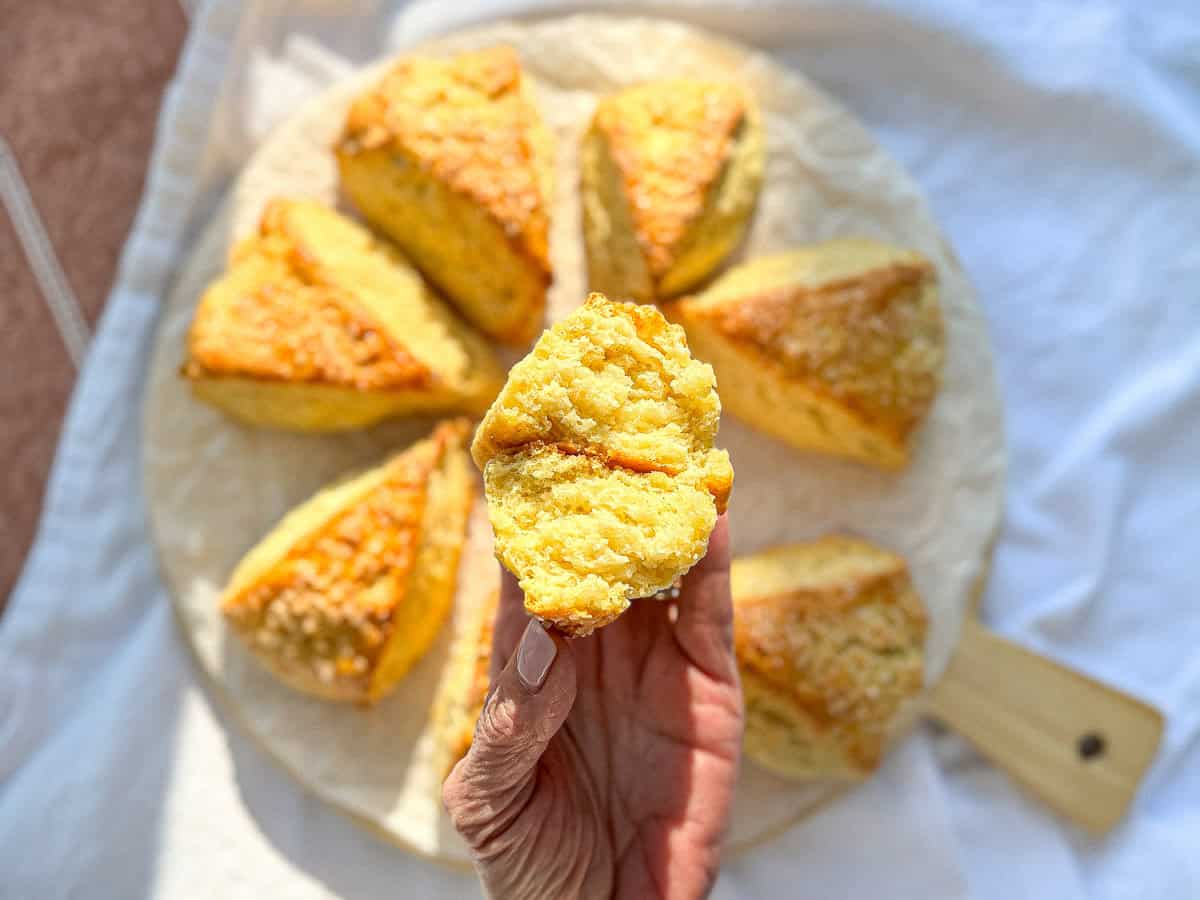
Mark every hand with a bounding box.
[443,517,742,900]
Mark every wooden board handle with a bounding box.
[926,620,1164,834]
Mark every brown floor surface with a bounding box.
[0,1,188,613]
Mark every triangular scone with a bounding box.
[581,79,764,303]
[665,240,943,469]
[733,537,927,779]
[184,199,504,431]
[430,588,498,778]
[473,293,733,635]
[221,420,474,703]
[336,46,553,345]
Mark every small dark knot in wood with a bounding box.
[1077,732,1106,761]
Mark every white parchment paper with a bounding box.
[143,15,1005,864]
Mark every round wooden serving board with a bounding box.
[144,15,1011,863]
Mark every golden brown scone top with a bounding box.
[186,198,430,391]
[592,80,748,279]
[222,421,466,697]
[734,536,927,773]
[689,243,942,447]
[339,46,550,275]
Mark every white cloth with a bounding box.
[2,0,1198,897]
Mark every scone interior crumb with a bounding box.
[475,294,733,633]
[474,294,723,479]
[484,445,717,632]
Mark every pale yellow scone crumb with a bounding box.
[221,420,474,703]
[666,239,944,469]
[581,79,764,303]
[184,198,504,431]
[336,46,553,345]
[733,536,928,779]
[473,293,733,635]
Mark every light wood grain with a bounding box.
[928,620,1164,833]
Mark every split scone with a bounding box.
[221,420,474,703]
[472,293,733,636]
[430,588,498,777]
[581,79,764,303]
[665,240,943,469]
[336,46,553,345]
[733,537,928,780]
[184,198,504,431]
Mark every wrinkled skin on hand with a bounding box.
[443,517,742,900]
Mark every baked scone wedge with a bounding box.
[473,293,733,636]
[221,420,474,703]
[430,588,498,777]
[337,46,553,345]
[184,198,504,431]
[733,537,928,780]
[665,240,943,469]
[581,79,764,303]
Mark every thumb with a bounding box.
[443,619,576,843]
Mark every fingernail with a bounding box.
[516,619,556,693]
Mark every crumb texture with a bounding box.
[473,293,731,500]
[474,294,732,634]
[485,446,716,632]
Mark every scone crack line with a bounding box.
[486,439,684,480]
